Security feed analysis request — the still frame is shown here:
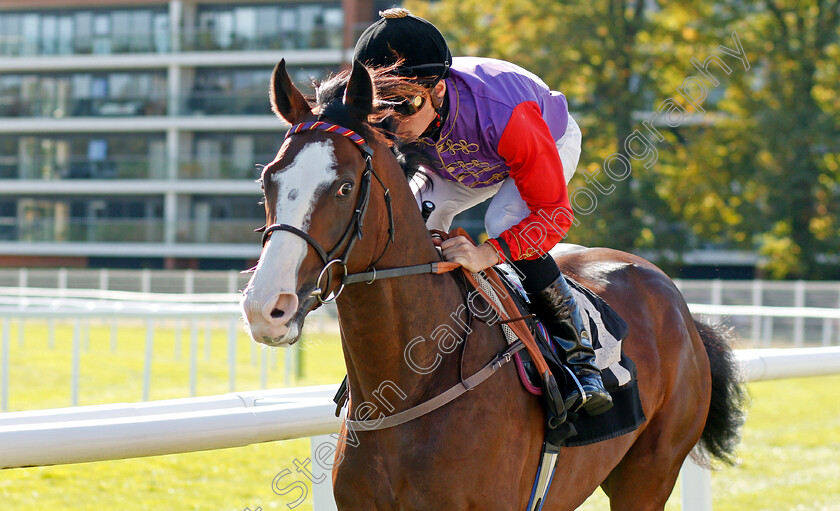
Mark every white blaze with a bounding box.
[242,140,338,332]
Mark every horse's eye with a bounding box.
[337,181,354,197]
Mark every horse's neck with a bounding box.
[335,156,479,414]
[336,269,470,413]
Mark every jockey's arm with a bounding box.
[485,101,574,262]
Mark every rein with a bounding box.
[343,232,548,432]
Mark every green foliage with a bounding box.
[405,0,840,278]
[717,0,840,278]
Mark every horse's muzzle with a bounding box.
[241,291,300,345]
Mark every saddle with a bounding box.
[490,262,645,446]
[434,229,644,440]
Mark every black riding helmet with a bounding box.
[353,8,452,83]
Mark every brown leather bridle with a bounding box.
[259,121,394,304]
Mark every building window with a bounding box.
[0,8,169,56]
[0,134,166,180]
[186,66,336,116]
[0,71,166,118]
[180,132,284,180]
[179,195,263,244]
[189,3,343,51]
[2,196,165,243]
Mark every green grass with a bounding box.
[1,319,839,510]
[0,318,344,511]
[1,319,345,409]
[577,374,840,511]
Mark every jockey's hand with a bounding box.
[434,236,500,272]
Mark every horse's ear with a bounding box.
[343,60,373,119]
[270,59,311,123]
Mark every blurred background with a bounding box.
[0,0,837,280]
[0,0,359,272]
[406,0,840,281]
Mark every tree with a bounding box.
[661,0,840,277]
[406,0,662,251]
[404,0,840,278]
[729,0,840,278]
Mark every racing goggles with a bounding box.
[393,93,428,116]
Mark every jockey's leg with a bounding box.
[410,169,500,231]
[485,182,612,416]
[515,256,613,416]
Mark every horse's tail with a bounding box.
[692,319,747,467]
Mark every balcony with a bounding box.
[0,28,343,58]
[182,92,268,117]
[181,28,342,53]
[0,218,164,243]
[0,218,262,244]
[0,96,166,119]
[0,34,169,58]
[179,155,275,180]
[177,219,261,244]
[0,155,164,181]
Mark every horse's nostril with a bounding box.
[268,293,298,325]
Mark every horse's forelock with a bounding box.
[313,72,348,112]
[307,67,433,182]
[312,67,427,142]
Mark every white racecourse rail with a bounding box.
[0,288,334,409]
[2,301,840,509]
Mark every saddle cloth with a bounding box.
[493,263,647,447]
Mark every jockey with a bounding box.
[354,8,612,416]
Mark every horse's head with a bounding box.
[241,59,394,346]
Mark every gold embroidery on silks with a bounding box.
[444,159,500,173]
[440,139,480,156]
[425,80,508,188]
[450,172,507,186]
[444,160,507,187]
[443,168,508,186]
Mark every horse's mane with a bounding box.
[310,67,434,183]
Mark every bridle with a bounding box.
[259,121,395,304]
[258,120,462,305]
[255,122,536,442]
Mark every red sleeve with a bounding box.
[485,101,574,262]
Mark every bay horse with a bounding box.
[241,59,745,510]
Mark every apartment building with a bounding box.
[0,0,381,269]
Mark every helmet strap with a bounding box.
[421,82,449,141]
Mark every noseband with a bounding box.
[260,121,395,303]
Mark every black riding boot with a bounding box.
[528,273,613,416]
